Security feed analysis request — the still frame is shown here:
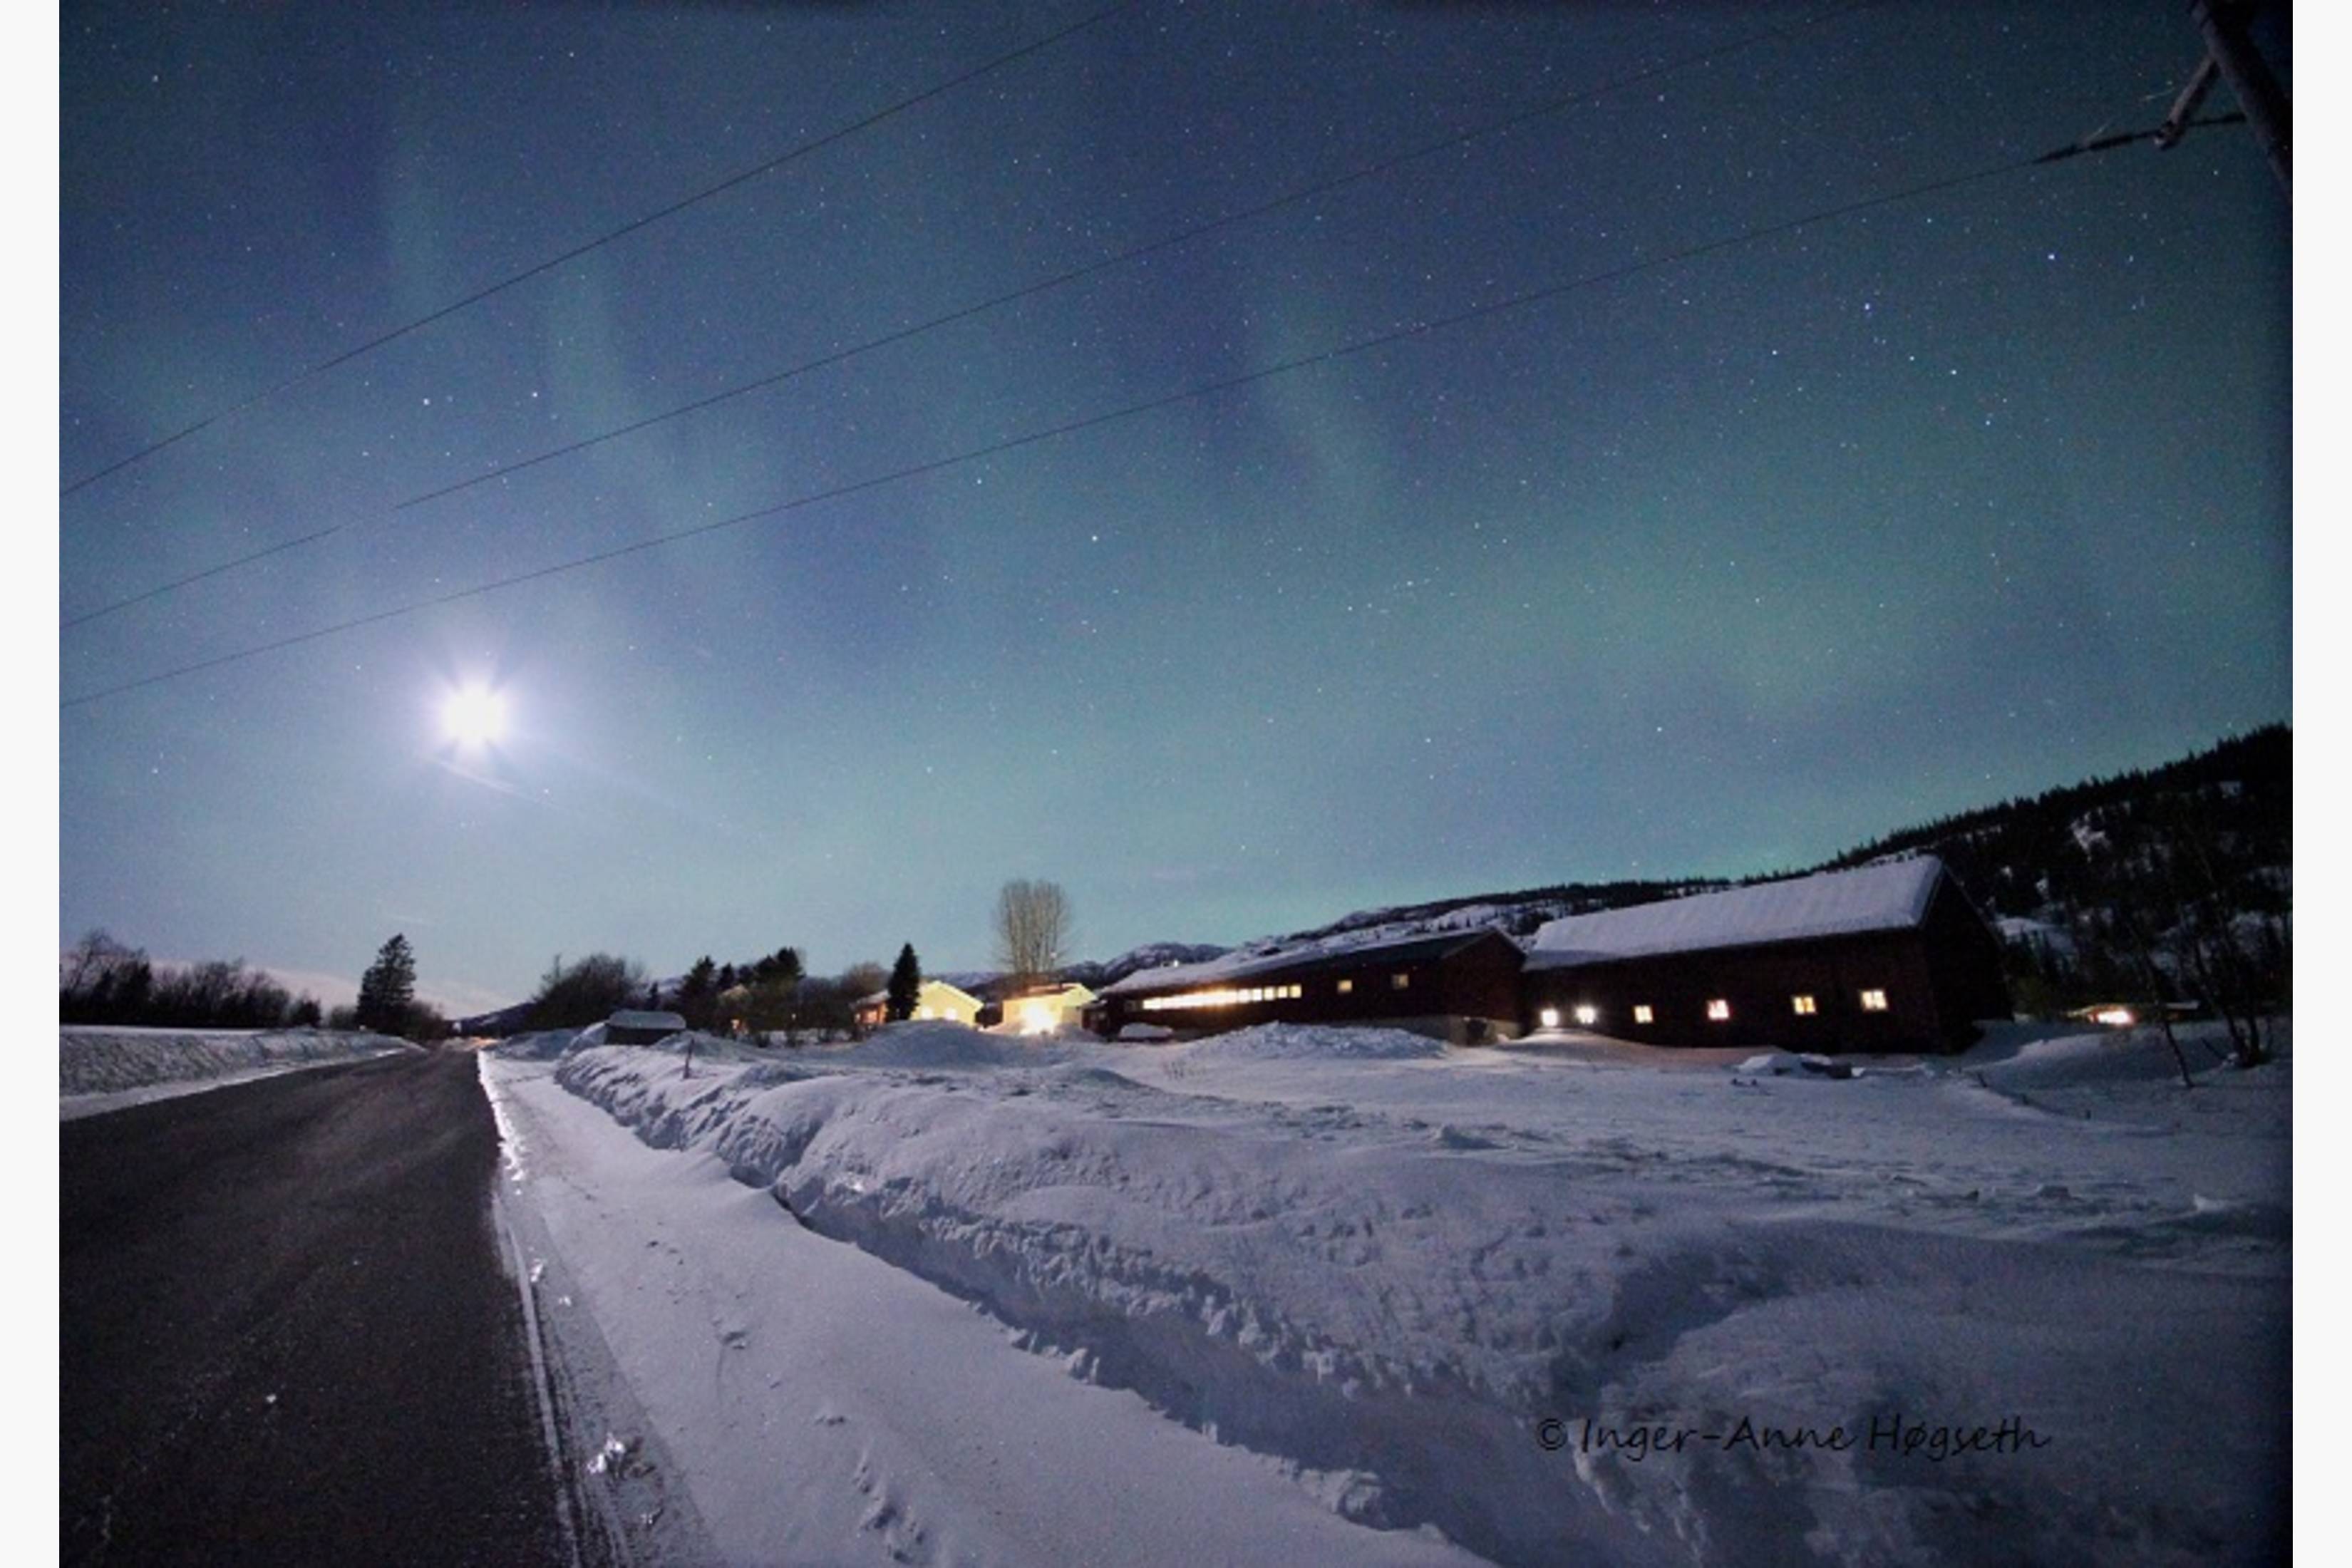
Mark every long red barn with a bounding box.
[1520,856,2008,1053]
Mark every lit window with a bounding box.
[1633,1005,1654,1024]
[1706,999,1731,1021]
[1860,989,1889,1012]
[2092,1006,2135,1028]
[1391,973,1411,990]
[1538,1006,1561,1028]
[1336,978,1353,995]
[1574,1004,1598,1026]
[1791,994,1817,1016]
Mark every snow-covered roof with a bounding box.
[1004,982,1095,1004]
[606,1009,687,1031]
[1101,926,1511,996]
[1525,857,1949,969]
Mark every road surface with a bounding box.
[61,1050,577,1566]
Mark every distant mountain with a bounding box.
[1061,944,1233,993]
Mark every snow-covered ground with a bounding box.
[485,1020,2288,1566]
[59,1026,415,1120]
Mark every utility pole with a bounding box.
[2171,1,2291,193]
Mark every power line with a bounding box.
[2033,110,2246,164]
[63,143,2058,713]
[57,0,1140,502]
[63,0,1888,633]
[392,0,1890,514]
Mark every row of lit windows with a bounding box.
[1540,989,1891,1028]
[1142,971,1418,1010]
[1139,983,1305,1012]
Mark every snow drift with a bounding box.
[551,1021,2287,1564]
[61,1026,411,1102]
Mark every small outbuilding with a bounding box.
[604,1009,689,1045]
[1520,856,2008,1053]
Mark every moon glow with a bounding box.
[442,685,507,747]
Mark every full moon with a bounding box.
[442,685,507,746]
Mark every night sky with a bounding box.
[58,1,2291,1016]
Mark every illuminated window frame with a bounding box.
[1391,972,1411,991]
[1632,1004,1654,1024]
[1790,994,1817,1016]
[1706,999,1731,1021]
[1336,978,1353,995]
[1573,1004,1599,1026]
[1859,988,1889,1012]
[1537,1006,1561,1028]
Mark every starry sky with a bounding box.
[58,1,2291,1016]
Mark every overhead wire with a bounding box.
[64,140,2068,713]
[58,0,1140,501]
[63,0,1889,633]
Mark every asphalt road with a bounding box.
[62,1050,577,1567]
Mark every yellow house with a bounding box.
[999,982,1096,1036]
[854,979,984,1030]
[909,979,984,1025]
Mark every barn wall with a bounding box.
[1100,934,1525,1041]
[1919,884,2016,1029]
[1525,930,1965,1052]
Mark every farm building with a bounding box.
[995,982,1096,1036]
[852,979,986,1030]
[603,1009,688,1045]
[1093,927,1526,1045]
[1520,856,2009,1053]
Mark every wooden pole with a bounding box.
[2187,0,2291,192]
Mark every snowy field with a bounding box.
[58,1026,415,1120]
[485,1020,2288,1566]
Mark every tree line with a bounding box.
[519,876,1076,1045]
[60,929,453,1041]
[524,945,898,1045]
[59,930,326,1030]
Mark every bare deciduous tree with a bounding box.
[993,879,1071,989]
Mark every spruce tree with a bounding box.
[356,934,418,1035]
[886,944,922,1023]
[678,956,719,1030]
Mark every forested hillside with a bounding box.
[1281,727,2290,1035]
